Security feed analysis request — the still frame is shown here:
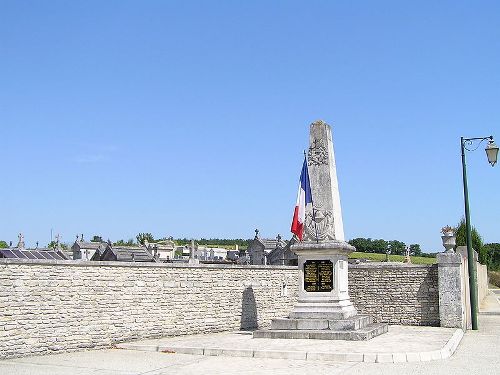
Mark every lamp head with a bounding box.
[485,138,499,166]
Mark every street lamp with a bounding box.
[485,138,499,166]
[460,135,498,330]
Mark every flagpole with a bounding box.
[304,150,320,244]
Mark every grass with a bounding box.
[349,252,437,265]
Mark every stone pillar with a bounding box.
[188,239,199,264]
[437,252,466,329]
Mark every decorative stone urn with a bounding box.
[441,231,456,253]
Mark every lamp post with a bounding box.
[460,135,499,330]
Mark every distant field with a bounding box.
[349,252,437,265]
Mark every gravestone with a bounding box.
[254,120,388,340]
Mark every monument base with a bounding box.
[254,312,388,341]
[253,240,388,341]
[289,300,357,320]
[254,308,388,341]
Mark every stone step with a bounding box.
[271,315,373,331]
[253,323,388,341]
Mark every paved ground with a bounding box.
[115,325,462,362]
[480,288,500,315]
[1,290,499,375]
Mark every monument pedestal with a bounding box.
[289,241,357,320]
[253,240,388,341]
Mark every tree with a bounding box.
[455,218,484,263]
[482,243,500,271]
[409,244,422,257]
[388,240,406,255]
[114,239,135,246]
[47,241,68,250]
[348,237,425,256]
[91,235,103,242]
[136,233,154,245]
[371,239,389,254]
[0,241,8,248]
[348,238,371,253]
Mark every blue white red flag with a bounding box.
[291,156,313,241]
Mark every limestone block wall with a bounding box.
[0,260,297,360]
[0,259,440,359]
[348,263,440,326]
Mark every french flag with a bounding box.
[291,156,313,241]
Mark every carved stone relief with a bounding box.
[307,138,329,166]
[303,206,336,241]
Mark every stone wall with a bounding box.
[348,263,440,326]
[0,259,297,360]
[0,259,440,359]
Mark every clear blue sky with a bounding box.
[1,1,499,252]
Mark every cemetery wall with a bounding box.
[0,259,298,359]
[348,263,440,326]
[0,259,439,359]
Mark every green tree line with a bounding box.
[454,218,500,271]
[171,238,251,249]
[347,238,428,257]
[108,233,252,249]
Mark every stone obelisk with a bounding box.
[254,120,387,340]
[290,120,357,320]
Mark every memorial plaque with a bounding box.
[303,260,333,292]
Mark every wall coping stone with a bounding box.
[437,252,462,266]
[349,262,436,270]
[0,258,298,270]
[0,258,436,270]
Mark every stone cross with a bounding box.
[304,120,345,242]
[17,233,25,250]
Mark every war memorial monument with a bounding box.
[254,120,388,340]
